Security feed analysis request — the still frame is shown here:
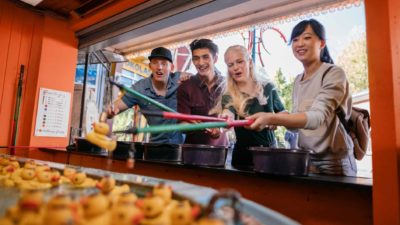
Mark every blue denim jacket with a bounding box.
[121,72,184,144]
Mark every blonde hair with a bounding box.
[210,45,266,117]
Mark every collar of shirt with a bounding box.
[197,71,223,89]
[144,73,176,95]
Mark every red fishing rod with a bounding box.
[140,110,227,122]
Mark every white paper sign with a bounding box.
[34,88,71,137]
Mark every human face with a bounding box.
[149,58,174,83]
[225,49,251,84]
[291,25,325,65]
[191,48,217,78]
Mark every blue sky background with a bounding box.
[187,3,366,81]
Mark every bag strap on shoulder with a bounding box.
[320,66,351,132]
[321,66,334,86]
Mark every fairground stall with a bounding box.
[0,0,399,224]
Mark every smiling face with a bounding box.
[192,48,217,79]
[291,25,325,65]
[149,58,173,83]
[224,48,252,84]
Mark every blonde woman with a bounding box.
[217,45,287,169]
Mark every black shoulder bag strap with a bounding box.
[321,66,351,132]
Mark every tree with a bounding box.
[336,33,368,93]
[274,68,293,111]
[273,68,294,147]
[113,108,134,141]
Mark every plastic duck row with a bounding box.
[0,181,227,225]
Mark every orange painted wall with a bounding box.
[29,16,78,147]
[0,1,44,147]
[0,0,78,150]
[365,0,400,224]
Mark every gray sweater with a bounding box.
[292,63,353,159]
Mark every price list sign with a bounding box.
[34,88,71,137]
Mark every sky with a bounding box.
[186,3,366,81]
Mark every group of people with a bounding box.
[107,19,357,176]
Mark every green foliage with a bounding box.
[274,68,293,111]
[112,108,134,141]
[336,34,368,93]
[273,68,294,147]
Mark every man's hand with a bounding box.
[178,72,193,84]
[106,103,120,119]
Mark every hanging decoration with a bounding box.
[241,27,287,67]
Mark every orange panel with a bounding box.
[0,0,13,145]
[18,15,44,146]
[365,0,400,224]
[0,1,44,148]
[70,0,147,31]
[29,15,78,148]
[0,0,13,113]
[0,3,24,146]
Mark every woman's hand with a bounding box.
[221,109,235,122]
[246,112,274,131]
[205,128,222,139]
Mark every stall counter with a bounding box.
[11,148,373,225]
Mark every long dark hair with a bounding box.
[289,19,334,64]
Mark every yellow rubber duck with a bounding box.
[47,194,72,210]
[29,169,53,189]
[7,158,20,169]
[0,164,15,176]
[23,159,37,170]
[42,208,77,225]
[110,205,143,225]
[0,163,25,187]
[43,195,78,225]
[35,164,51,174]
[17,168,37,189]
[15,190,45,224]
[70,172,96,188]
[115,192,138,207]
[138,195,171,225]
[86,122,117,151]
[195,218,226,225]
[96,176,116,194]
[50,169,61,186]
[170,201,201,225]
[61,167,77,184]
[0,156,9,170]
[153,183,173,205]
[81,193,110,225]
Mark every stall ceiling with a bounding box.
[75,0,341,53]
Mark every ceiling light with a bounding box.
[20,0,43,6]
